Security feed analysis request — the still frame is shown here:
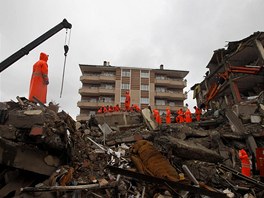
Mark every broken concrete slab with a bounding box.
[0,137,60,176]
[156,135,223,163]
[141,108,158,131]
[7,110,45,128]
[246,135,258,158]
[99,123,113,135]
[0,173,34,198]
[24,109,43,115]
[232,104,258,118]
[106,133,151,146]
[95,112,141,128]
[0,125,17,140]
[225,109,246,135]
[251,115,262,123]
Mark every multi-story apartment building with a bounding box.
[77,62,188,122]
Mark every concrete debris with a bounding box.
[0,96,263,197]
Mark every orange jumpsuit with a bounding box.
[108,106,114,112]
[153,109,161,124]
[185,108,192,123]
[153,109,158,120]
[176,109,184,123]
[125,91,131,111]
[239,149,251,177]
[157,112,162,125]
[29,52,49,103]
[114,104,120,112]
[194,107,202,121]
[134,104,141,112]
[97,106,107,113]
[166,108,171,125]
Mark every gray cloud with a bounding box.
[1,0,263,118]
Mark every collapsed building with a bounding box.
[191,31,264,110]
[0,32,263,198]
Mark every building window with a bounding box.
[156,75,166,80]
[169,101,175,106]
[90,98,97,102]
[156,87,166,92]
[121,83,130,89]
[104,97,113,103]
[141,70,149,78]
[120,96,126,103]
[122,70,130,77]
[140,98,149,104]
[101,84,114,89]
[141,84,149,91]
[101,72,115,76]
[156,99,165,105]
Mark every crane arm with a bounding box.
[0,18,72,73]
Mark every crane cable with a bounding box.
[60,28,71,98]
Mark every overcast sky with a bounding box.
[0,0,263,119]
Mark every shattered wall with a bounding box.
[192,31,264,110]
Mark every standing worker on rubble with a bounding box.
[194,106,202,121]
[166,107,171,125]
[29,52,49,104]
[153,109,162,125]
[176,108,184,123]
[239,148,251,177]
[125,91,131,111]
[184,104,192,123]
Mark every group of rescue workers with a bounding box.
[97,91,203,124]
[97,91,141,113]
[152,104,202,125]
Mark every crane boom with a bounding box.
[0,18,72,73]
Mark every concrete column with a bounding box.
[230,80,241,103]
[254,39,264,62]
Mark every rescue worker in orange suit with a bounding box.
[97,105,107,113]
[157,112,162,125]
[239,149,251,177]
[194,106,202,121]
[176,108,184,123]
[166,107,171,125]
[29,52,49,103]
[184,108,192,123]
[108,105,114,112]
[114,104,120,112]
[152,109,160,124]
[125,91,131,111]
[153,109,162,125]
[153,109,158,120]
[134,104,141,112]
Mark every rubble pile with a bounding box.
[0,96,264,197]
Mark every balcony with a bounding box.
[77,101,114,108]
[99,75,116,82]
[76,114,90,122]
[155,78,187,88]
[99,87,115,94]
[79,87,115,96]
[80,74,115,83]
[155,91,187,100]
[154,105,183,112]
